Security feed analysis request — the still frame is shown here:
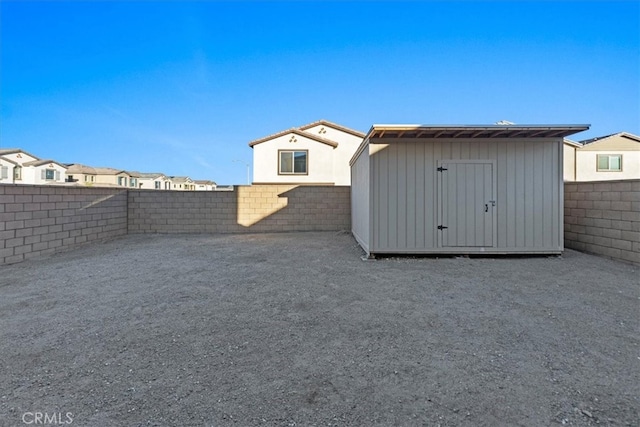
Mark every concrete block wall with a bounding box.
[0,185,128,264]
[128,185,351,234]
[564,180,640,264]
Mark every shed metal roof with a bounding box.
[365,124,590,141]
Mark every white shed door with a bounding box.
[439,161,495,248]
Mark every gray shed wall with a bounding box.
[350,144,370,252]
[352,137,564,254]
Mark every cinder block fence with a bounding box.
[0,186,128,264]
[1,184,350,264]
[564,180,640,265]
[128,185,350,234]
[2,182,638,265]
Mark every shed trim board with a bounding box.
[350,124,589,256]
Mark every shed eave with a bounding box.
[365,124,590,141]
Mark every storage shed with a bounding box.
[350,124,589,256]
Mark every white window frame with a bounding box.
[596,154,622,172]
[278,150,308,175]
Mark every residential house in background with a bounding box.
[0,157,18,183]
[93,168,135,188]
[194,180,216,191]
[0,148,218,190]
[137,172,171,190]
[563,139,581,181]
[65,164,98,185]
[249,119,365,185]
[568,132,640,181]
[23,160,68,184]
[0,149,67,185]
[0,149,39,185]
[169,176,195,191]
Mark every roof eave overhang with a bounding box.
[365,125,591,142]
[249,128,338,148]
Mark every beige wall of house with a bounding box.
[252,133,336,184]
[0,158,17,184]
[576,150,640,181]
[23,162,67,185]
[563,142,577,181]
[568,133,640,181]
[301,124,364,185]
[251,121,364,185]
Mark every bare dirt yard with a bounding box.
[1,232,638,426]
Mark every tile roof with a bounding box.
[248,128,339,148]
[298,119,366,138]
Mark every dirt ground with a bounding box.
[1,232,638,426]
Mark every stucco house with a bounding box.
[0,149,67,185]
[249,120,365,185]
[93,168,135,188]
[0,148,40,184]
[169,176,195,190]
[65,164,98,185]
[22,160,67,185]
[565,132,640,181]
[194,180,216,191]
[562,139,582,181]
[136,172,171,190]
[0,157,18,183]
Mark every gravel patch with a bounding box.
[1,232,638,426]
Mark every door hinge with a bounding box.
[437,225,448,230]
[437,167,448,172]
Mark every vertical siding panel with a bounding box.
[552,141,560,248]
[468,141,478,159]
[388,146,398,249]
[497,142,507,247]
[415,141,425,249]
[505,142,516,247]
[485,162,493,245]
[524,143,534,247]
[543,142,553,248]
[457,164,465,246]
[378,151,388,250]
[474,164,483,245]
[515,142,526,247]
[461,141,470,160]
[397,143,408,249]
[426,141,437,248]
[406,142,416,249]
[533,143,544,247]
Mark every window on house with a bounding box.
[14,166,22,180]
[118,176,128,186]
[66,175,75,182]
[155,181,161,189]
[0,166,8,180]
[597,154,622,172]
[130,178,137,188]
[279,150,308,175]
[45,169,56,180]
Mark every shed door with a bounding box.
[439,161,495,248]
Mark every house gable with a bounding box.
[578,132,640,151]
[0,149,40,165]
[249,128,338,148]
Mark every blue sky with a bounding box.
[1,1,638,185]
